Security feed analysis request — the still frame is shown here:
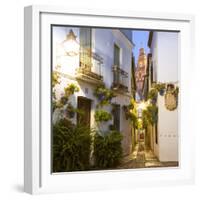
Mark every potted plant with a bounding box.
[94,85,115,106]
[94,110,112,122]
[155,83,166,96]
[64,83,79,97]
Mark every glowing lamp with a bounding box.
[137,101,147,110]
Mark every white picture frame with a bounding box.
[24,5,195,194]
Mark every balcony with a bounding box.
[75,49,104,85]
[111,65,129,93]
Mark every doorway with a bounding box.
[77,96,92,127]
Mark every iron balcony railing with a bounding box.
[76,49,103,82]
[111,65,128,92]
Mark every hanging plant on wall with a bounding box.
[148,82,179,111]
[52,71,61,111]
[164,84,179,111]
[153,82,166,96]
[122,98,137,127]
[94,84,116,107]
[54,83,80,110]
[64,83,80,97]
[94,110,112,123]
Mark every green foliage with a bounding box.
[153,82,166,91]
[64,83,80,97]
[123,98,137,127]
[148,88,158,100]
[94,85,115,107]
[52,71,60,88]
[65,103,75,118]
[52,71,61,111]
[94,110,112,122]
[93,131,123,168]
[143,104,158,125]
[53,118,92,172]
[53,83,79,110]
[135,119,143,129]
[141,111,149,128]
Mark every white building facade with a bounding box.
[52,26,134,155]
[148,31,179,162]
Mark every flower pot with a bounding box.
[159,89,165,96]
[98,94,105,101]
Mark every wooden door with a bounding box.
[77,96,91,127]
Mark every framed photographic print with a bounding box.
[24,5,195,194]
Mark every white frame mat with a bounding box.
[24,5,195,194]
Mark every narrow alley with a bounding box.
[118,142,178,169]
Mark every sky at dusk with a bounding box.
[132,31,150,65]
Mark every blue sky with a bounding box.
[132,31,150,64]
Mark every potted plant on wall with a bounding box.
[155,83,166,96]
[94,85,116,106]
[94,110,112,123]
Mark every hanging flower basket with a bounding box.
[94,85,115,106]
[97,93,105,101]
[159,88,165,96]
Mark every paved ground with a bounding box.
[117,142,178,169]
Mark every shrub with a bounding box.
[64,83,80,97]
[93,131,123,168]
[53,118,92,172]
[94,110,112,122]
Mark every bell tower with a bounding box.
[135,47,147,99]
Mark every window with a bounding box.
[77,96,91,127]
[114,44,120,66]
[80,28,92,70]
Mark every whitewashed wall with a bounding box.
[151,32,179,162]
[53,26,133,155]
[94,28,133,155]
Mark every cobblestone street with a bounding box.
[117,142,178,169]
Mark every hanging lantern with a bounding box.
[62,29,79,56]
